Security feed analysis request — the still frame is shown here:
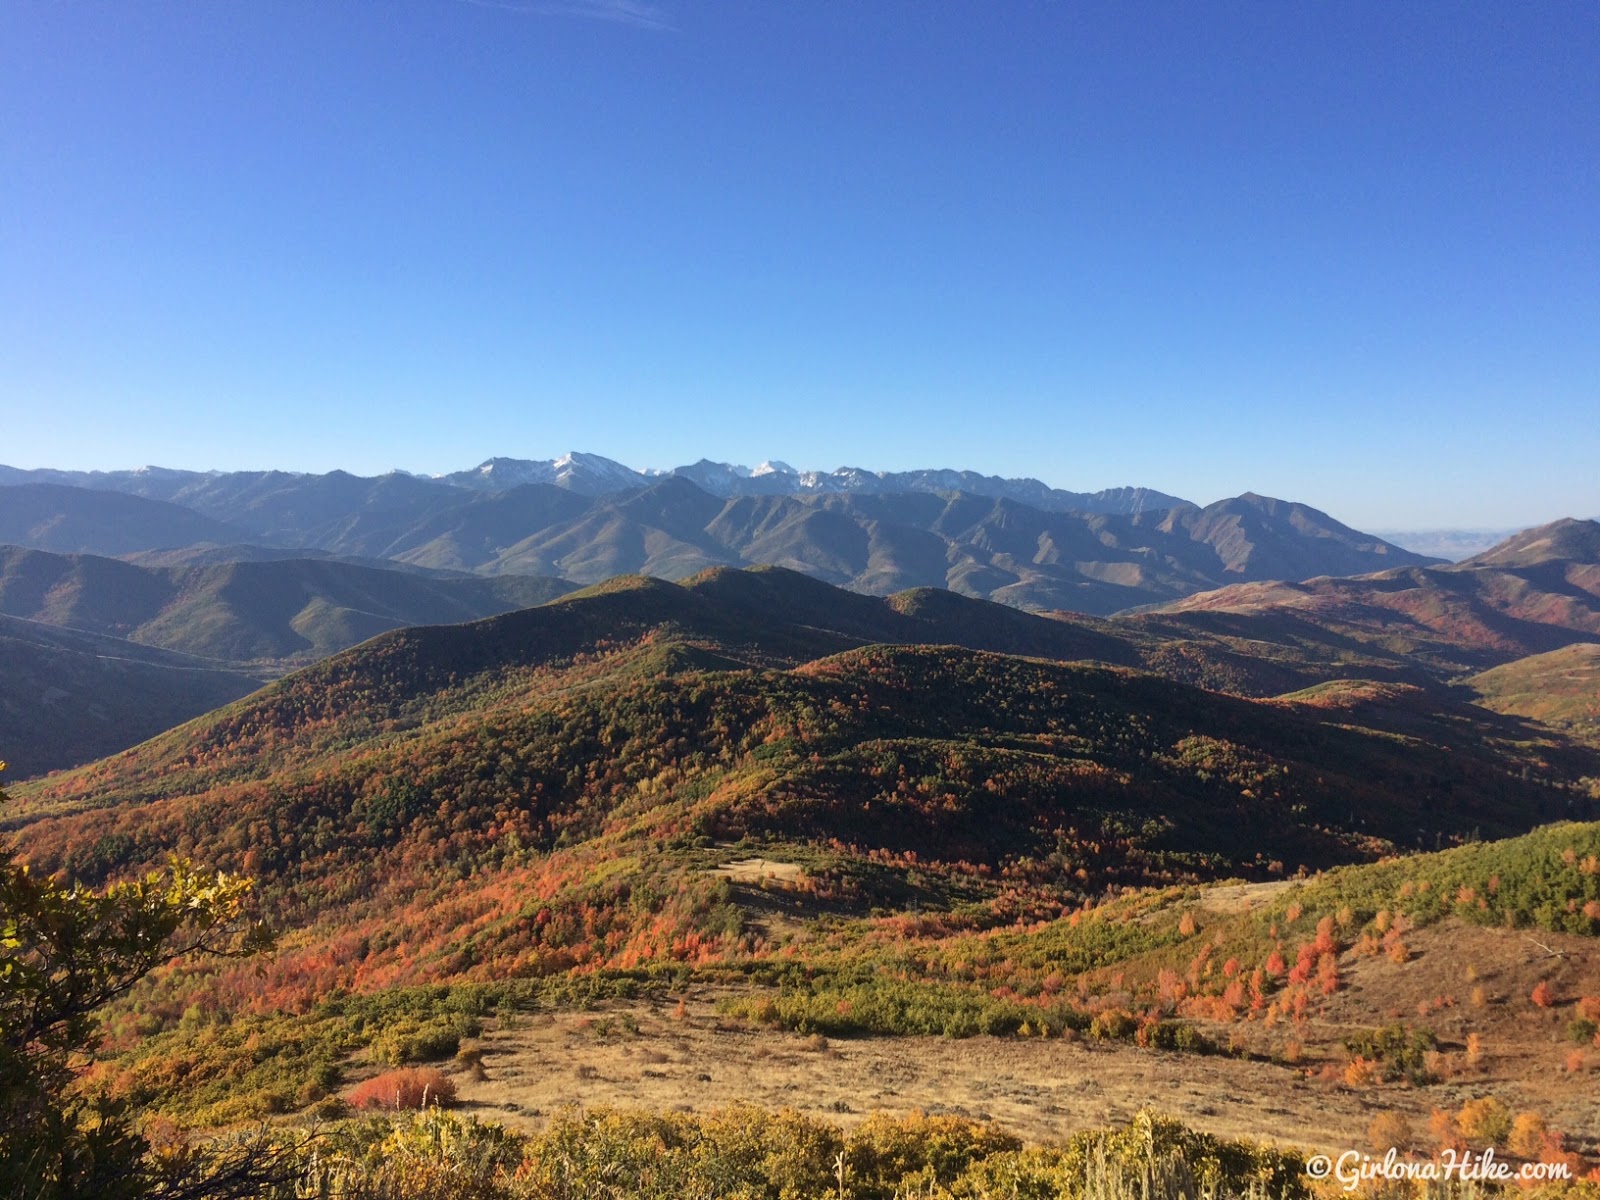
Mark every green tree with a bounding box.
[0,761,278,1199]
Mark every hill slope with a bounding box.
[11,568,1591,1005]
[1469,642,1600,748]
[8,569,1600,1158]
[0,483,251,555]
[0,615,261,778]
[0,544,573,665]
[1139,553,1600,677]
[1458,517,1600,569]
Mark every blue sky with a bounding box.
[2,2,1596,528]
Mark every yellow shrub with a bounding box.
[1456,1096,1512,1147]
[1508,1111,1547,1159]
[1368,1111,1412,1152]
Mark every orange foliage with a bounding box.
[348,1067,457,1110]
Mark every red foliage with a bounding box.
[348,1067,457,1110]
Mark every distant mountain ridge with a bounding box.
[1,452,1187,515]
[440,452,1190,513]
[1456,517,1600,569]
[0,482,253,556]
[0,464,1438,615]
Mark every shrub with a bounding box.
[1343,1056,1379,1088]
[1368,1111,1413,1152]
[348,1067,457,1111]
[1428,1108,1460,1152]
[1143,1021,1216,1055]
[845,1111,1021,1199]
[454,1044,487,1080]
[1531,980,1556,1008]
[1456,1096,1512,1147]
[1059,1110,1310,1200]
[1508,1112,1548,1159]
[1343,1023,1437,1084]
[373,1021,462,1067]
[1088,1009,1137,1041]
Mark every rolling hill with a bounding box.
[0,615,261,779]
[0,545,573,666]
[1468,642,1600,749]
[12,567,1591,990]
[1138,520,1600,677]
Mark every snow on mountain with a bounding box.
[438,454,1189,514]
[444,453,648,495]
[3,452,1190,517]
[550,452,649,493]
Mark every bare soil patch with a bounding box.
[709,857,806,884]
[1194,880,1293,917]
[450,992,1355,1154]
[440,920,1599,1159]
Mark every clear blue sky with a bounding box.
[3,1,1596,529]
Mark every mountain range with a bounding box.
[6,456,1596,781]
[0,463,1434,613]
[6,516,1599,780]
[0,452,1188,514]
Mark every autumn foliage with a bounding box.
[348,1067,457,1111]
